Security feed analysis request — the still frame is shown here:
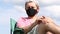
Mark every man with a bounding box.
[14,1,40,34]
[14,0,60,34]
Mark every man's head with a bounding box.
[25,1,39,17]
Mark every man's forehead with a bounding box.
[28,2,35,4]
[26,2,36,7]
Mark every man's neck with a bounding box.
[28,15,38,19]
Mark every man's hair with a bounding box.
[25,0,39,9]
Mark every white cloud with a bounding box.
[39,0,60,5]
[11,0,25,4]
[43,5,60,17]
[3,0,10,3]
[13,5,25,13]
[39,0,55,4]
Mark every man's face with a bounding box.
[25,2,39,11]
[25,2,39,17]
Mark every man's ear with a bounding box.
[37,8,39,11]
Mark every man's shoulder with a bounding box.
[19,17,28,19]
[17,17,28,21]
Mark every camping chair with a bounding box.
[10,18,24,34]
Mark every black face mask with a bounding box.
[26,8,38,17]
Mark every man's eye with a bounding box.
[32,7,34,8]
[27,7,34,9]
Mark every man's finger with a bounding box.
[42,16,45,19]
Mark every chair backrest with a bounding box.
[10,18,16,33]
[10,18,25,34]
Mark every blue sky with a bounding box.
[0,0,60,34]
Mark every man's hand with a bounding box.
[37,16,53,24]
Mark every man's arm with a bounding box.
[41,16,60,34]
[46,22,60,34]
[23,20,37,34]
